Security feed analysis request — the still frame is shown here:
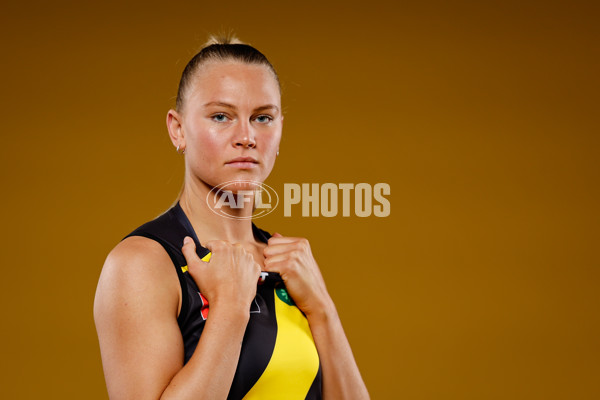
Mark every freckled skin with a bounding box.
[175,61,282,193]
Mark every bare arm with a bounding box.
[94,236,260,399]
[263,233,370,399]
[306,304,369,399]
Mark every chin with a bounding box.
[224,179,262,192]
[209,176,265,193]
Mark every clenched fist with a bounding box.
[263,233,335,319]
[182,236,261,313]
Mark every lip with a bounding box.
[226,156,259,164]
[225,156,259,169]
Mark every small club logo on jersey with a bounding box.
[275,286,295,306]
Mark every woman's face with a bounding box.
[174,61,282,192]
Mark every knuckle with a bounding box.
[286,265,298,277]
[212,240,229,251]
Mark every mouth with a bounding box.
[225,156,259,169]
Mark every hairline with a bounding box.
[177,60,281,113]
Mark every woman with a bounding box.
[94,36,369,400]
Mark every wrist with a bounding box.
[305,299,338,328]
[208,300,252,325]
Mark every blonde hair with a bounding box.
[203,33,244,47]
[175,34,280,112]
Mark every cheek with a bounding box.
[262,130,282,167]
[197,134,220,155]
[188,123,222,154]
[264,125,282,149]
[185,126,225,173]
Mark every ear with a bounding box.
[166,109,184,148]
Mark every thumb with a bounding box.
[182,236,203,264]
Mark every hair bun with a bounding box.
[203,33,244,47]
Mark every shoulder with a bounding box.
[94,236,181,321]
[102,236,174,285]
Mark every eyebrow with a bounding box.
[203,101,279,113]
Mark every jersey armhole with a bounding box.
[121,232,190,329]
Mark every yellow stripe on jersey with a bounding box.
[180,252,212,273]
[242,288,320,399]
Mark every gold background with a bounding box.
[1,0,598,398]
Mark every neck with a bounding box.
[178,178,257,245]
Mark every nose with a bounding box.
[233,121,256,149]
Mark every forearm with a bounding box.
[308,304,370,400]
[160,304,249,400]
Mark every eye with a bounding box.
[211,113,230,123]
[255,115,273,124]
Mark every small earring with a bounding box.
[276,151,279,156]
[176,144,180,152]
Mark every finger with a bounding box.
[262,260,281,273]
[202,239,229,254]
[264,241,300,257]
[272,232,283,238]
[267,235,300,245]
[263,254,290,272]
[182,236,204,265]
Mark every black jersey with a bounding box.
[123,201,322,399]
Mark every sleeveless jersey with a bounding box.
[122,201,322,399]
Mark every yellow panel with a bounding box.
[180,252,212,273]
[243,288,320,399]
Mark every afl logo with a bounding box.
[206,180,279,220]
